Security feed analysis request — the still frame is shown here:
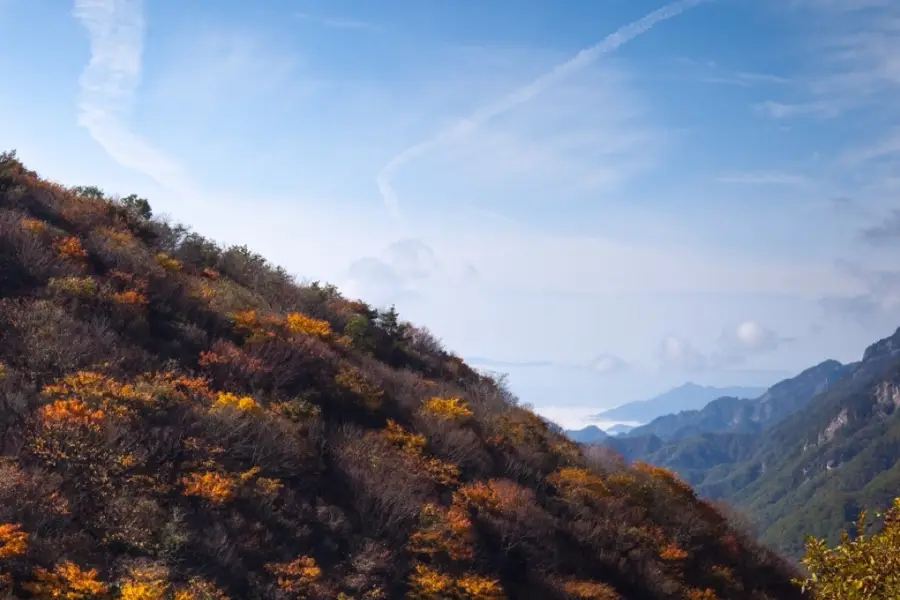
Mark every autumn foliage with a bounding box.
[0,151,808,599]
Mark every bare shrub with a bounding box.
[331,425,432,538]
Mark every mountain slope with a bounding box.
[0,153,805,599]
[725,330,900,557]
[606,327,900,559]
[593,383,767,424]
[626,361,847,441]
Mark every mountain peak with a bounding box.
[862,327,900,363]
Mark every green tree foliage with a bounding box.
[797,497,900,599]
[120,194,153,220]
[70,185,105,199]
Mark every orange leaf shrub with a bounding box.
[0,523,27,558]
[97,226,136,246]
[382,420,459,486]
[265,556,321,594]
[21,217,46,233]
[559,579,621,599]
[37,398,105,430]
[41,370,212,418]
[659,542,689,561]
[24,560,108,599]
[54,236,88,260]
[684,588,718,600]
[408,502,474,561]
[109,289,148,306]
[180,471,237,504]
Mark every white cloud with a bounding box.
[658,335,708,371]
[821,261,900,324]
[340,238,447,307]
[717,171,814,187]
[295,12,381,31]
[841,128,900,165]
[590,354,630,375]
[375,0,710,216]
[657,320,790,372]
[712,320,787,366]
[148,26,307,113]
[760,1,900,121]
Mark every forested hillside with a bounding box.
[0,151,807,599]
[605,330,900,558]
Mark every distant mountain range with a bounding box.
[623,360,848,441]
[591,382,768,423]
[565,425,609,443]
[565,423,635,442]
[601,326,900,557]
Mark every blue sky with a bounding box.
[2,0,900,428]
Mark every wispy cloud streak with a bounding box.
[73,0,194,196]
[375,0,711,216]
[295,12,381,31]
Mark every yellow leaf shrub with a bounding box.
[335,365,383,411]
[48,276,97,298]
[211,391,260,413]
[559,579,621,599]
[118,564,169,600]
[796,496,900,600]
[407,563,454,598]
[407,564,505,599]
[421,396,473,420]
[285,312,332,338]
[173,577,229,600]
[154,252,182,272]
[548,467,608,500]
[456,573,505,599]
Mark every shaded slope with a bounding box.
[0,153,805,599]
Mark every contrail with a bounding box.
[74,0,196,199]
[376,0,710,216]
